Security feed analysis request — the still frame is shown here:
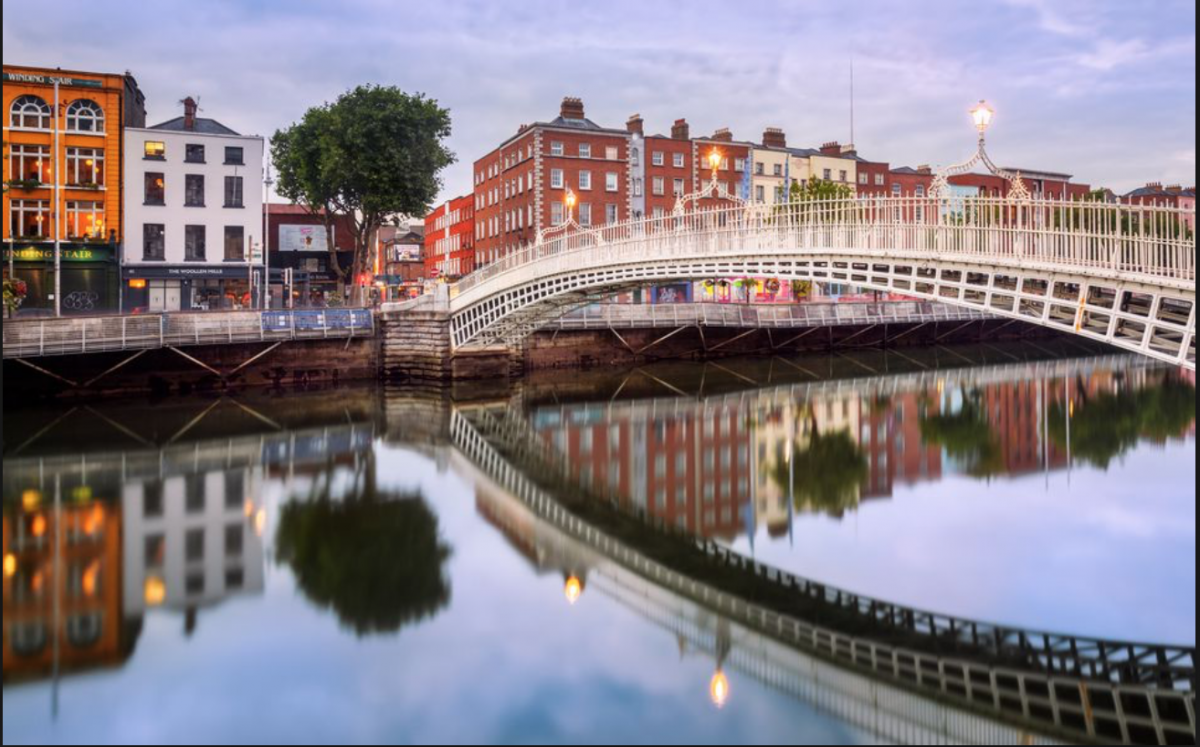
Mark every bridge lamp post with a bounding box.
[564,188,577,226]
[707,149,722,184]
[970,100,994,142]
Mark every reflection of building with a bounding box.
[534,403,753,540]
[859,392,942,499]
[3,496,129,682]
[121,467,265,633]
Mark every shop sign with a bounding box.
[3,72,104,88]
[4,245,111,262]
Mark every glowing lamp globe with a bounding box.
[970,100,994,133]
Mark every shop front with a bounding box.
[123,265,264,312]
[3,242,119,315]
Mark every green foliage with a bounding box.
[769,428,868,517]
[918,389,1006,478]
[1048,375,1196,469]
[271,85,455,283]
[771,178,857,226]
[275,491,452,636]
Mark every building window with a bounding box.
[224,146,244,165]
[550,169,564,189]
[224,226,245,261]
[652,206,665,219]
[754,162,764,175]
[839,170,848,182]
[550,141,564,156]
[652,151,664,166]
[143,224,165,260]
[652,177,664,195]
[579,170,591,190]
[875,173,885,186]
[734,158,746,171]
[606,146,618,160]
[10,199,50,238]
[578,143,591,158]
[892,183,902,197]
[144,172,165,205]
[606,172,618,192]
[579,202,591,226]
[673,178,684,196]
[11,144,51,182]
[185,225,206,261]
[185,144,206,163]
[144,141,165,160]
[65,201,105,239]
[10,94,51,129]
[550,202,564,225]
[755,185,765,203]
[773,164,783,176]
[606,203,618,224]
[66,147,104,187]
[185,174,205,206]
[670,152,683,168]
[633,178,643,197]
[631,148,640,166]
[65,99,104,132]
[225,524,244,558]
[822,168,832,180]
[858,172,868,185]
[224,176,244,207]
[915,185,926,197]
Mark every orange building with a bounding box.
[3,65,146,313]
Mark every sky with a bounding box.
[3,0,1195,207]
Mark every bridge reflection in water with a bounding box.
[2,350,1194,744]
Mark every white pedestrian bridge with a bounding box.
[444,196,1195,369]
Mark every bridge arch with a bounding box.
[448,197,1196,368]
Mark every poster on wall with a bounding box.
[279,224,333,252]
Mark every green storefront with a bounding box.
[3,243,119,315]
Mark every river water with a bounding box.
[2,345,1195,744]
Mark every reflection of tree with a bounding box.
[1049,376,1196,469]
[919,389,1006,478]
[275,489,452,636]
[770,429,867,517]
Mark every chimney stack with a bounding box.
[916,164,932,175]
[762,127,786,149]
[840,143,857,156]
[626,114,644,135]
[671,118,690,141]
[711,127,733,143]
[560,96,585,120]
[182,96,198,131]
[820,141,841,155]
[1146,182,1163,189]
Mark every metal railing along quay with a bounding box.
[550,301,992,331]
[2,308,374,359]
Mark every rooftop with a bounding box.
[149,116,240,136]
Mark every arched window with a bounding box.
[67,99,104,132]
[10,94,51,129]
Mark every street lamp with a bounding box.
[564,188,577,224]
[969,100,994,137]
[707,149,722,182]
[709,669,730,708]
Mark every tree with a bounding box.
[272,85,455,299]
[769,424,868,518]
[276,490,453,636]
[772,178,857,228]
[919,388,1006,478]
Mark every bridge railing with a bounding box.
[2,308,374,359]
[452,195,1195,302]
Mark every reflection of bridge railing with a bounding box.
[451,405,1195,745]
[549,301,992,331]
[2,308,374,359]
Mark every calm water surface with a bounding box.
[2,346,1195,744]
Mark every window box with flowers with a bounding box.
[4,277,29,318]
[5,179,44,192]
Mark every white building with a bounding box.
[122,97,263,311]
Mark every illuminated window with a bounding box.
[144,172,165,205]
[65,201,105,239]
[10,199,50,238]
[144,141,166,159]
[10,94,51,129]
[10,144,50,182]
[66,147,104,186]
[66,99,104,132]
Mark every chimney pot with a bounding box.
[182,96,198,131]
[762,127,787,148]
[560,96,585,120]
[626,113,644,135]
[820,141,841,155]
[671,118,690,141]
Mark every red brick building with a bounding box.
[423,194,475,280]
[949,169,1089,200]
[474,97,631,267]
[693,128,752,209]
[640,118,698,219]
